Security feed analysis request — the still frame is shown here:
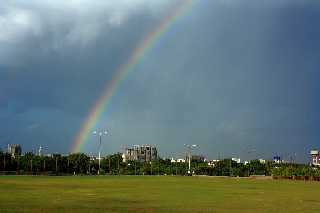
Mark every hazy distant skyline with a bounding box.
[1,0,320,163]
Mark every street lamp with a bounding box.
[121,145,128,175]
[284,153,289,163]
[184,144,196,175]
[244,150,254,163]
[94,131,108,174]
[121,145,127,161]
[244,150,254,177]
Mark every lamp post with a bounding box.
[121,145,127,166]
[121,146,129,175]
[293,154,297,164]
[244,150,254,163]
[284,153,289,163]
[184,144,196,175]
[94,131,108,174]
[244,150,254,177]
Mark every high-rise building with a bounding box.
[7,143,22,157]
[124,145,157,163]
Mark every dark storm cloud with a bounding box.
[0,1,319,162]
[0,1,161,113]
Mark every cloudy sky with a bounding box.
[1,0,319,163]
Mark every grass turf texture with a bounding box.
[0,176,320,212]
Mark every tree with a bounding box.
[218,158,232,176]
[68,153,89,174]
[31,154,45,174]
[20,152,35,174]
[100,153,122,175]
[249,159,268,175]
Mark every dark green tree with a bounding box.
[20,152,35,174]
[68,153,89,174]
[249,159,269,175]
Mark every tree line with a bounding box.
[0,149,319,180]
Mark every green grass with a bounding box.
[0,175,320,212]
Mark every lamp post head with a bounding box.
[184,144,196,147]
[94,131,108,135]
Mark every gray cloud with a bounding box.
[0,1,319,162]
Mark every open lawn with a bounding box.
[0,175,320,212]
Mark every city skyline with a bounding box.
[1,1,320,163]
[1,142,305,165]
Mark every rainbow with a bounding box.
[71,0,205,153]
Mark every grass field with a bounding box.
[0,175,320,212]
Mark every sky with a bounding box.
[1,0,320,163]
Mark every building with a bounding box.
[245,158,266,164]
[171,158,186,163]
[311,149,319,165]
[232,158,241,163]
[124,145,157,163]
[7,143,22,157]
[191,155,205,161]
[273,155,281,163]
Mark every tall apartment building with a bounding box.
[124,145,157,163]
[7,143,22,157]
